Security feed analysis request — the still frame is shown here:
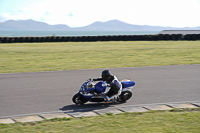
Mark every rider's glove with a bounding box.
[87,78,92,81]
[93,78,98,81]
[107,83,111,87]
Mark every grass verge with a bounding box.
[0,41,200,73]
[0,108,200,133]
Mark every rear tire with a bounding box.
[72,93,88,105]
[118,90,132,102]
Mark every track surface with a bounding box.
[0,65,200,117]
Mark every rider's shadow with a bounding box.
[59,102,125,112]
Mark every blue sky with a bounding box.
[0,0,200,28]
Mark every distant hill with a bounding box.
[0,19,200,31]
[73,20,174,31]
[0,19,71,31]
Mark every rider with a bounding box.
[93,70,122,102]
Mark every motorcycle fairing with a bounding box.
[121,79,135,91]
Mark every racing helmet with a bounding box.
[101,70,111,81]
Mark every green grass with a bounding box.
[1,41,200,132]
[0,41,200,73]
[1,109,200,133]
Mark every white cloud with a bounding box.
[20,7,30,12]
[1,12,17,20]
[0,0,200,27]
[0,7,32,21]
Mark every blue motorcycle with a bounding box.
[72,79,135,104]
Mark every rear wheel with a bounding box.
[118,90,132,102]
[72,93,88,105]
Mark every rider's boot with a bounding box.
[104,96,110,103]
[105,96,118,103]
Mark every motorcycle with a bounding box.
[72,79,135,104]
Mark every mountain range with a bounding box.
[0,19,200,31]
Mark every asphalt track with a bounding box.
[0,65,200,118]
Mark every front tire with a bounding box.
[118,90,132,102]
[72,93,88,105]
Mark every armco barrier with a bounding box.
[0,34,200,43]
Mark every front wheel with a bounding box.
[118,90,132,102]
[72,93,88,105]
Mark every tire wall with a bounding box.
[0,34,200,43]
